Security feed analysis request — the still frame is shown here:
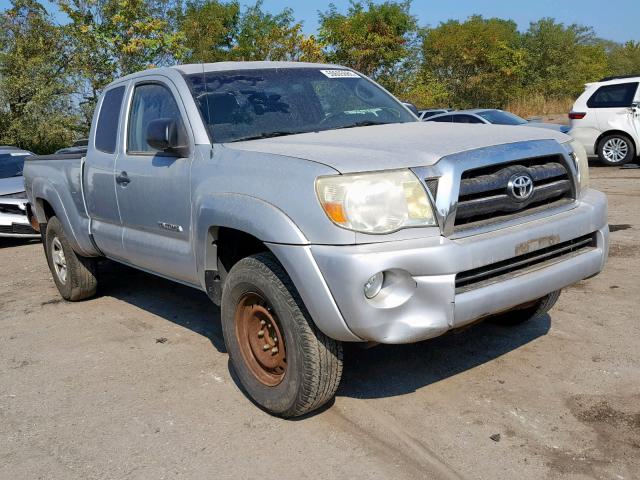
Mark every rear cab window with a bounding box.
[587,82,639,108]
[95,86,126,153]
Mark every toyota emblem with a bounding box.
[507,173,534,201]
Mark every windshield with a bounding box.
[186,68,416,143]
[476,110,527,126]
[0,152,30,178]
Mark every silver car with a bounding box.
[0,147,38,238]
[23,62,608,417]
[426,108,570,133]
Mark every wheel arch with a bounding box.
[194,193,309,301]
[595,130,637,154]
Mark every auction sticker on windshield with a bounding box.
[320,70,361,79]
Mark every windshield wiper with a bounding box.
[329,121,391,131]
[229,131,307,142]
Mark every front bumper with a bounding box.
[0,198,39,238]
[283,189,607,344]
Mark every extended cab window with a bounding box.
[587,82,639,108]
[95,86,125,154]
[128,83,184,153]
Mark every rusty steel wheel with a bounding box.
[234,292,287,386]
[221,253,343,417]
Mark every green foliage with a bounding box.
[607,41,640,77]
[179,0,325,63]
[521,18,608,98]
[0,0,639,154]
[319,0,418,91]
[59,0,185,113]
[421,16,526,108]
[179,0,240,63]
[0,0,79,153]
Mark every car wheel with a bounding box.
[597,134,635,166]
[45,216,98,301]
[221,252,343,417]
[490,290,561,326]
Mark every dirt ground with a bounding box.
[1,165,638,480]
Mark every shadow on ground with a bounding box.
[0,238,40,249]
[97,259,226,353]
[96,258,550,401]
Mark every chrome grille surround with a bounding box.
[411,139,580,238]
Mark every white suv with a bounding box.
[569,75,640,165]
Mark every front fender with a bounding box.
[194,193,308,284]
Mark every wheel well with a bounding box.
[37,198,56,221]
[204,227,269,304]
[595,130,636,153]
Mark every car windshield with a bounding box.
[0,152,30,178]
[476,110,527,126]
[186,68,416,143]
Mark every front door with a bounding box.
[114,77,197,285]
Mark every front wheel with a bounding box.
[45,216,98,301]
[221,252,343,417]
[597,134,635,166]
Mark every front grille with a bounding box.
[454,155,574,231]
[0,223,37,235]
[455,233,596,293]
[0,203,24,215]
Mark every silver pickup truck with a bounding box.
[24,61,609,417]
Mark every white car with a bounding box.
[0,147,39,238]
[569,75,640,165]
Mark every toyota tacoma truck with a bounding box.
[23,62,609,417]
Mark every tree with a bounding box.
[0,0,79,153]
[179,0,240,63]
[319,0,418,92]
[178,0,324,63]
[522,18,608,98]
[421,16,526,109]
[59,0,185,118]
[607,41,640,77]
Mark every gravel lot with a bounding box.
[1,166,638,480]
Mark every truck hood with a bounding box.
[0,175,26,196]
[226,122,570,173]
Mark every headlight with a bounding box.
[315,169,436,234]
[564,139,589,192]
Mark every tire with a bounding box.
[597,134,635,166]
[490,290,561,326]
[45,216,98,301]
[221,252,343,418]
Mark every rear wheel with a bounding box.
[490,290,561,326]
[45,216,98,301]
[597,134,635,166]
[221,252,343,417]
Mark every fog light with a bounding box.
[364,272,384,299]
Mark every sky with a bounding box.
[1,0,639,44]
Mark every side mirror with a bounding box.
[401,102,419,116]
[146,118,188,155]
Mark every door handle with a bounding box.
[116,171,130,186]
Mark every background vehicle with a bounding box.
[418,108,453,120]
[23,62,608,417]
[55,138,89,156]
[426,108,570,133]
[569,75,640,166]
[0,146,39,238]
